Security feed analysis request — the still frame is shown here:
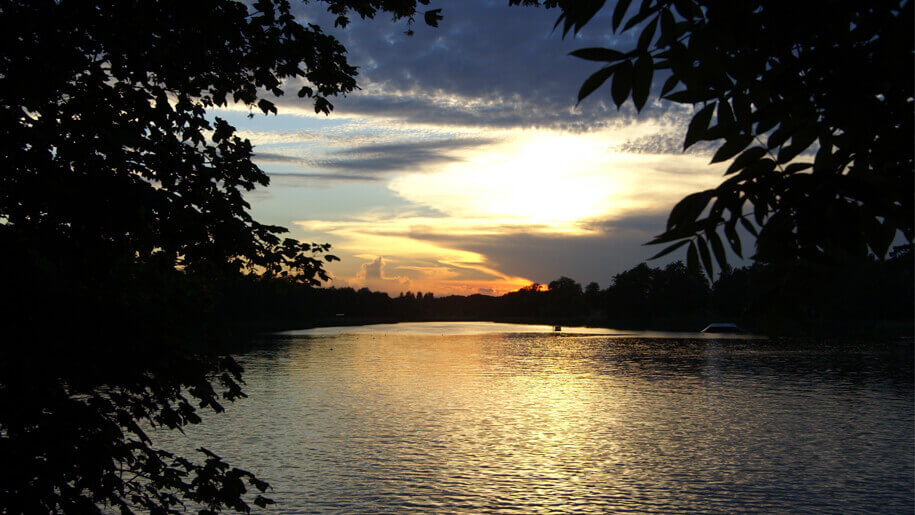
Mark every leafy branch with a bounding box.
[555,0,913,278]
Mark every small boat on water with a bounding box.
[701,322,742,333]
[553,325,562,332]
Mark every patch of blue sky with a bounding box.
[247,175,419,230]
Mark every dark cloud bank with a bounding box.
[285,1,693,131]
[254,135,497,181]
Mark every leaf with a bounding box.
[673,0,698,19]
[632,54,654,112]
[256,99,276,115]
[613,0,633,31]
[250,477,270,493]
[717,99,735,129]
[648,238,691,260]
[314,97,332,115]
[658,8,676,45]
[783,162,812,174]
[740,216,759,237]
[638,16,658,50]
[777,129,818,164]
[696,234,714,277]
[707,229,728,271]
[647,226,696,245]
[423,8,443,27]
[198,447,221,459]
[687,240,700,274]
[723,157,777,187]
[684,103,716,150]
[254,496,276,508]
[813,139,834,174]
[767,123,793,149]
[611,60,633,109]
[559,0,607,36]
[754,202,767,226]
[577,65,617,103]
[569,47,626,62]
[724,221,743,258]
[552,12,567,33]
[660,74,679,96]
[711,134,754,164]
[664,88,717,104]
[871,220,897,259]
[667,189,713,231]
[755,112,779,135]
[725,146,767,175]
[733,92,752,126]
[623,5,660,32]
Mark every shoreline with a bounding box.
[229,315,914,339]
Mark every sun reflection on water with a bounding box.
[157,325,914,512]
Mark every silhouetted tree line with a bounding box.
[224,245,913,335]
[1,0,443,511]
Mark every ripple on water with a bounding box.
[155,324,914,513]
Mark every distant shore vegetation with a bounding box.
[224,244,913,337]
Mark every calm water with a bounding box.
[161,322,914,513]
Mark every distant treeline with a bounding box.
[218,245,913,336]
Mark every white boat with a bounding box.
[701,323,742,333]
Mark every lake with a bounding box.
[160,322,914,512]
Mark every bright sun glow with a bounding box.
[390,132,629,230]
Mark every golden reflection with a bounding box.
[160,327,914,511]
[282,332,636,502]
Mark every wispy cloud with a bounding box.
[314,136,498,173]
[254,136,499,181]
[255,152,306,163]
[267,172,384,184]
[617,132,717,156]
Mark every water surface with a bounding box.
[163,322,914,512]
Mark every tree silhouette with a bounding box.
[0,0,439,511]
[522,0,913,276]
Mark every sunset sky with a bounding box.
[220,1,732,296]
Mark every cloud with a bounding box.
[351,256,412,292]
[331,137,496,156]
[276,1,687,131]
[617,132,717,156]
[267,172,383,184]
[406,224,664,287]
[253,152,303,163]
[386,128,727,231]
[315,136,498,172]
[254,136,499,180]
[345,255,519,296]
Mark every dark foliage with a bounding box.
[522,0,913,277]
[222,246,914,335]
[604,261,710,328]
[0,0,440,511]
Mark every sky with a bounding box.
[219,1,733,296]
